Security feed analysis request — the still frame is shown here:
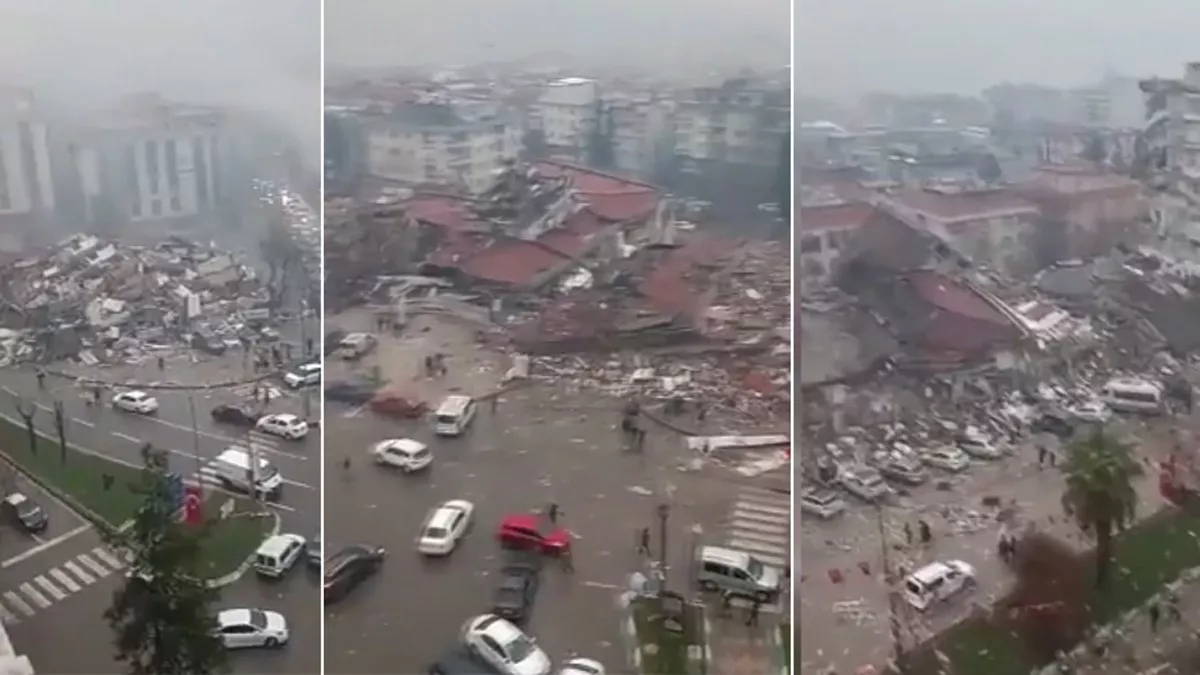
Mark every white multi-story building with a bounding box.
[529,77,600,161]
[70,95,229,227]
[673,79,789,170]
[1141,63,1200,180]
[607,92,672,179]
[363,99,521,194]
[0,86,55,224]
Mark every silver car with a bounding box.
[800,488,846,519]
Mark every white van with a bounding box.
[902,560,976,611]
[254,533,306,578]
[214,448,284,497]
[694,545,782,601]
[1100,377,1164,414]
[433,395,477,437]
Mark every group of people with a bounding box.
[422,353,449,378]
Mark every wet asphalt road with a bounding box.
[323,383,700,674]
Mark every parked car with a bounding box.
[325,381,376,406]
[799,487,845,519]
[211,404,261,427]
[557,659,606,675]
[305,536,321,569]
[283,363,321,389]
[336,332,377,360]
[2,492,47,533]
[1067,400,1112,424]
[956,432,1005,460]
[461,614,552,675]
[1032,412,1075,438]
[426,647,495,675]
[215,608,289,649]
[837,466,889,502]
[491,558,540,623]
[879,455,928,485]
[902,560,976,612]
[921,446,970,472]
[497,513,572,555]
[113,390,159,415]
[323,545,387,604]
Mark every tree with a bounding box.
[12,396,36,456]
[1060,427,1143,587]
[977,152,1003,184]
[105,447,228,675]
[1081,134,1108,167]
[585,100,615,170]
[1001,531,1092,662]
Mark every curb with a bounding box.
[616,592,643,673]
[42,366,286,392]
[691,606,712,674]
[769,623,789,675]
[206,509,280,588]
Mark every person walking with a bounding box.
[547,503,560,524]
[35,369,45,389]
[157,356,165,371]
[720,589,734,617]
[1166,591,1182,622]
[490,396,499,415]
[1149,601,1161,633]
[745,596,761,627]
[904,522,913,547]
[918,520,932,545]
[637,527,651,556]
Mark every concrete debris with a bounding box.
[0,233,302,368]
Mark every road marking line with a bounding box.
[0,601,16,624]
[1,523,92,569]
[33,575,66,601]
[728,529,790,549]
[748,552,789,567]
[63,561,94,585]
[50,568,81,593]
[283,478,315,490]
[4,592,33,617]
[344,405,365,417]
[732,499,791,518]
[112,431,142,443]
[726,538,791,557]
[92,547,123,569]
[77,553,110,577]
[19,582,50,608]
[582,580,621,590]
[34,403,53,413]
[728,518,790,535]
[72,418,95,428]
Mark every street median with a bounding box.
[0,410,270,583]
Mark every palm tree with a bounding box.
[1060,427,1144,587]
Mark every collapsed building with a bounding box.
[0,233,291,366]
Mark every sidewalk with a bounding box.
[708,611,783,675]
[1068,575,1200,674]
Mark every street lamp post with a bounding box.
[186,396,204,495]
[657,503,670,592]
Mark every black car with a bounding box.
[2,493,48,533]
[306,536,322,569]
[210,404,261,427]
[1032,413,1075,438]
[324,380,376,406]
[426,647,494,675]
[323,545,386,603]
[491,560,540,623]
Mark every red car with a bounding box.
[496,513,571,555]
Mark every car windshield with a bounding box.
[424,526,448,539]
[806,492,836,505]
[247,610,267,630]
[17,502,39,518]
[258,465,279,482]
[506,635,537,663]
[436,414,458,424]
[746,557,765,579]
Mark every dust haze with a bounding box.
[798,0,1200,99]
[0,0,320,164]
[325,0,789,72]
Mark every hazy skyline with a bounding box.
[798,0,1200,100]
[326,0,788,72]
[0,0,320,162]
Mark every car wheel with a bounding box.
[264,637,279,648]
[700,580,717,591]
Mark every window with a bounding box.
[704,562,729,576]
[130,199,141,217]
[145,140,159,194]
[150,200,161,216]
[170,195,181,212]
[450,513,464,530]
[193,136,209,205]
[479,636,503,659]
[164,139,180,193]
[223,625,253,635]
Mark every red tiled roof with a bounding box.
[891,188,1039,223]
[1021,165,1140,195]
[799,203,876,233]
[533,160,659,222]
[908,271,1009,324]
[459,210,610,287]
[406,195,475,231]
[638,236,736,318]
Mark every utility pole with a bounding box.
[876,504,907,668]
[657,502,670,592]
[187,395,204,496]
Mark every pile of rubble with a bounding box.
[0,233,294,367]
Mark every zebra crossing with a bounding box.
[0,545,129,624]
[718,486,792,612]
[195,430,280,487]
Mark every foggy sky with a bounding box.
[325,0,789,73]
[798,0,1200,99]
[0,0,320,163]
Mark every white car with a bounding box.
[113,390,159,415]
[902,560,976,612]
[1069,400,1112,424]
[462,614,552,675]
[417,500,474,555]
[256,414,309,440]
[799,487,845,519]
[283,362,321,389]
[371,438,431,472]
[957,433,1005,460]
[558,658,606,675]
[215,608,289,649]
[838,466,889,501]
[921,446,970,472]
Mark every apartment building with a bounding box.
[1141,63,1200,180]
[528,77,600,162]
[68,95,230,228]
[606,92,672,180]
[0,86,56,226]
[362,98,522,194]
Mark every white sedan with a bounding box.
[921,446,970,472]
[216,608,289,649]
[558,658,606,675]
[112,390,159,415]
[462,614,551,675]
[417,499,474,555]
[1069,401,1112,424]
[255,414,309,440]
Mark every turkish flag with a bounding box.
[184,485,204,526]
